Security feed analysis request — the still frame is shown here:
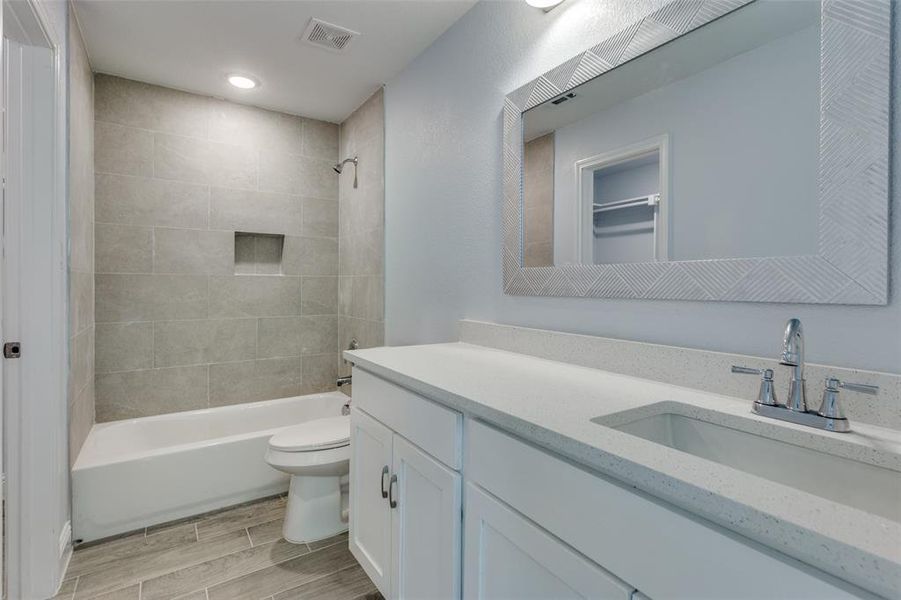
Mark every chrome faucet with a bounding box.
[731,318,879,433]
[780,318,806,412]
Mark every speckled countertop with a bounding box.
[346,342,901,599]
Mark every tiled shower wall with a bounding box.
[338,89,385,389]
[93,75,341,421]
[68,12,95,460]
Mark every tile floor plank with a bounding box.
[246,519,283,547]
[171,593,208,600]
[140,538,310,600]
[307,531,347,551]
[206,542,357,600]
[74,530,251,599]
[272,565,377,600]
[51,577,78,599]
[194,496,287,540]
[91,583,141,600]
[68,524,198,578]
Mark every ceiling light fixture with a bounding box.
[227,74,258,89]
[526,0,565,10]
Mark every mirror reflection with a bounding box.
[522,0,821,268]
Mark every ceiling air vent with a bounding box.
[302,18,359,53]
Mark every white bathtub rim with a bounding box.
[74,391,348,470]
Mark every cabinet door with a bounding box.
[463,483,633,600]
[350,408,393,596]
[391,435,462,600]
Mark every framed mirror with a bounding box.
[503,0,890,304]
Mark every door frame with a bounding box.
[2,0,70,597]
[574,134,670,264]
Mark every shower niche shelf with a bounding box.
[234,232,285,275]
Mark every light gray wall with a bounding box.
[553,23,819,262]
[338,88,386,393]
[68,5,94,463]
[93,75,341,421]
[384,0,900,374]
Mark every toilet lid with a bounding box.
[269,416,350,452]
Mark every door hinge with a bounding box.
[4,341,21,358]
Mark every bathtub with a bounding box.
[72,391,348,542]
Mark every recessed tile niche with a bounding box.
[234,232,285,275]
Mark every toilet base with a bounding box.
[283,474,348,544]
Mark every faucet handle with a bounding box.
[818,378,879,420]
[731,365,779,406]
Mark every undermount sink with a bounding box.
[593,404,901,523]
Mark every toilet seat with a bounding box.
[269,416,350,452]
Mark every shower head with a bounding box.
[333,156,359,188]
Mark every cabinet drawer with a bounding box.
[466,419,865,600]
[353,368,462,469]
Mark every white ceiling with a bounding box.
[73,0,476,123]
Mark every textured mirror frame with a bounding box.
[502,0,890,304]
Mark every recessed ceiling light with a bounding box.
[526,0,565,10]
[227,74,258,89]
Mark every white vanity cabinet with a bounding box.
[464,482,633,599]
[350,370,463,600]
[351,367,873,600]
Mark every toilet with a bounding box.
[265,415,350,544]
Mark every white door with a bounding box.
[391,435,461,600]
[349,408,393,596]
[463,483,633,600]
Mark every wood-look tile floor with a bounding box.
[53,495,384,600]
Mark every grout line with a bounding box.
[138,580,143,600]
[194,523,200,542]
[245,527,253,548]
[204,590,210,600]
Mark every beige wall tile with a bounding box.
[154,228,234,274]
[300,315,339,355]
[257,317,304,358]
[96,322,153,373]
[302,353,338,394]
[348,276,384,321]
[282,236,338,276]
[95,365,209,421]
[154,318,257,368]
[71,327,95,396]
[95,122,154,177]
[210,188,302,236]
[301,277,338,315]
[234,233,256,275]
[340,316,384,352]
[302,198,338,238]
[208,99,304,155]
[70,270,95,334]
[209,358,302,406]
[95,173,209,228]
[302,119,339,159]
[259,151,337,199]
[209,276,301,318]
[256,316,338,359]
[96,274,208,322]
[95,223,153,273]
[95,74,210,138]
[253,235,284,275]
[69,379,94,466]
[338,228,383,277]
[154,133,257,189]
